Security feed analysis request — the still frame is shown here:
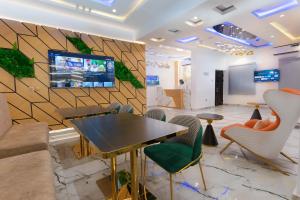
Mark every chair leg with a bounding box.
[140,148,143,177]
[237,143,290,176]
[280,152,298,164]
[225,137,290,176]
[199,161,207,191]
[220,141,233,154]
[143,156,147,200]
[258,156,290,176]
[169,173,174,200]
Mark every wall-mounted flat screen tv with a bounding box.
[146,75,160,86]
[49,50,115,88]
[254,69,280,82]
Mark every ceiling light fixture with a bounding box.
[168,29,180,33]
[185,18,203,27]
[252,0,299,19]
[176,36,199,43]
[112,9,116,13]
[214,4,236,15]
[206,22,272,48]
[280,14,285,17]
[150,37,165,42]
[176,48,184,52]
[270,22,300,40]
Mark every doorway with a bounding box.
[215,70,224,106]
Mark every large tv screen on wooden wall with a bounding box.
[49,50,115,88]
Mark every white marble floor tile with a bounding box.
[50,105,300,200]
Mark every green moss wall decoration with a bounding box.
[115,61,144,88]
[0,44,34,78]
[67,36,144,88]
[66,36,93,55]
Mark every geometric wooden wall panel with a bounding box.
[0,18,146,130]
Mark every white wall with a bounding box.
[191,48,225,109]
[146,60,176,106]
[223,48,279,104]
[190,46,300,108]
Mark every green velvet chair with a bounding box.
[143,115,207,200]
[139,109,167,176]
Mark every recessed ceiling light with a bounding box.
[270,35,275,38]
[193,16,198,20]
[168,29,180,33]
[215,4,236,15]
[280,14,285,17]
[150,37,165,42]
[176,48,184,52]
[185,19,203,27]
[176,36,199,43]
[112,9,117,13]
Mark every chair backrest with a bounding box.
[107,102,121,113]
[168,115,203,160]
[0,94,12,137]
[119,104,134,113]
[144,109,166,121]
[263,89,300,155]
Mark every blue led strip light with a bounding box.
[252,0,299,19]
[176,36,199,43]
[91,0,115,7]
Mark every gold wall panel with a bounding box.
[0,18,146,130]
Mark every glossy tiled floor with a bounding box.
[50,105,300,200]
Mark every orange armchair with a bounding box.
[220,88,300,175]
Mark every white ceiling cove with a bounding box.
[0,0,207,42]
[0,0,299,50]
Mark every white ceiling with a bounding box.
[142,0,300,54]
[0,0,299,53]
[0,0,207,41]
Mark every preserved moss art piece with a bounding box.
[66,36,93,54]
[66,36,144,88]
[115,61,144,88]
[0,43,34,78]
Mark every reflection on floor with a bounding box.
[51,105,300,200]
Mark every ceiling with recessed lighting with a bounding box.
[142,0,300,54]
[0,0,300,53]
[0,0,206,41]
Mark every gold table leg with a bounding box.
[111,157,118,200]
[130,150,139,200]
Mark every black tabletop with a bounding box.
[57,105,110,119]
[197,113,224,121]
[71,113,188,157]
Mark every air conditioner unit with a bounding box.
[273,43,300,56]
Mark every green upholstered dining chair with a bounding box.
[139,109,167,176]
[119,104,134,113]
[143,115,207,200]
[106,102,121,114]
[144,108,166,122]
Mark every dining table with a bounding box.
[71,113,188,200]
[56,105,111,158]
